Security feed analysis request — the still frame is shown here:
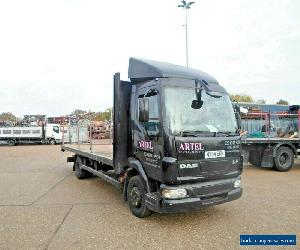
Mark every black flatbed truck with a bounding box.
[242,137,300,171]
[61,58,243,217]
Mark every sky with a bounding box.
[0,0,299,117]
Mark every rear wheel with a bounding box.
[127,175,151,218]
[274,147,294,172]
[49,139,56,145]
[74,157,93,179]
[7,139,16,146]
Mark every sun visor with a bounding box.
[128,57,219,84]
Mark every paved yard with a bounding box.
[0,145,299,249]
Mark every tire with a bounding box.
[7,139,16,146]
[274,147,294,172]
[127,175,151,218]
[74,157,93,179]
[49,139,56,145]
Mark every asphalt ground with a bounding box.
[0,145,299,250]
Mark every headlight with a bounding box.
[161,188,187,199]
[234,179,241,188]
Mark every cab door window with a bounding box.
[138,92,160,136]
[147,94,160,135]
[53,126,59,133]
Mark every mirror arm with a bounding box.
[236,112,242,130]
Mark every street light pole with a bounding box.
[185,7,189,68]
[178,0,195,68]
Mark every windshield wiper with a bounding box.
[215,132,240,137]
[179,131,197,137]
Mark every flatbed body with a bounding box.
[61,144,113,166]
[242,137,300,144]
[242,137,300,155]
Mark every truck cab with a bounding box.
[114,58,243,216]
[46,123,63,144]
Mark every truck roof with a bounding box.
[128,58,219,84]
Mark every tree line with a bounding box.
[230,95,289,105]
[0,109,113,122]
[0,112,17,122]
[71,108,113,121]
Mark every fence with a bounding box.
[62,118,113,153]
[241,112,299,139]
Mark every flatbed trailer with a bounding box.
[242,137,300,171]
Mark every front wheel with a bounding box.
[127,175,151,218]
[274,147,294,172]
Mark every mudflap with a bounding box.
[249,146,274,168]
[67,156,75,163]
[261,147,274,168]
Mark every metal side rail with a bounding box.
[79,163,121,190]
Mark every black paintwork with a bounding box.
[123,76,242,185]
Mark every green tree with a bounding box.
[276,99,289,105]
[71,109,87,116]
[94,108,112,121]
[0,112,16,121]
[230,94,254,103]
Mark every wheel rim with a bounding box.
[279,152,290,167]
[129,186,142,208]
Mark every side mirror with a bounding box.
[191,99,204,109]
[240,107,248,114]
[139,98,149,122]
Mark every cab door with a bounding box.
[134,87,163,181]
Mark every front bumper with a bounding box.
[145,177,242,213]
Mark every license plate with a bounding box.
[205,150,225,159]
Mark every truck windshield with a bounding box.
[164,86,237,136]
